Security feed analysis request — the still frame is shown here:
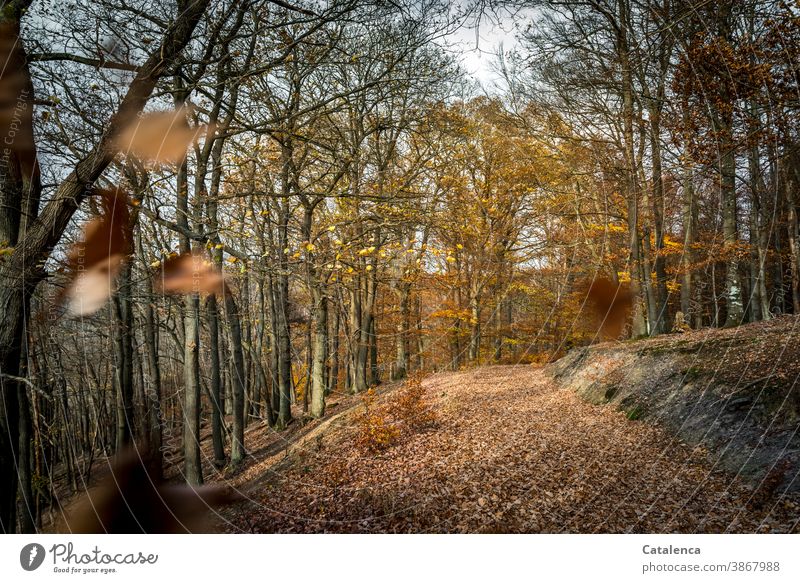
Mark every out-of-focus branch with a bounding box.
[28,52,140,72]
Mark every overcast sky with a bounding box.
[444,8,522,90]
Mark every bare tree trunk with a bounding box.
[206,295,226,466]
[351,276,370,393]
[113,263,134,452]
[140,253,164,476]
[327,306,340,395]
[275,164,293,425]
[468,290,481,362]
[680,165,696,323]
[416,295,424,371]
[640,221,659,334]
[223,289,247,465]
[309,287,328,418]
[617,0,647,338]
[721,134,744,326]
[493,294,503,362]
[788,188,800,313]
[393,285,410,380]
[368,316,379,386]
[747,141,765,322]
[710,6,745,328]
[266,273,280,425]
[174,79,203,486]
[649,112,668,334]
[182,294,202,485]
[17,383,34,533]
[276,267,293,425]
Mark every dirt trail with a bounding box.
[217,366,799,533]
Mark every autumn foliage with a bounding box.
[355,389,400,454]
[355,375,436,454]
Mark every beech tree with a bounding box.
[3,0,799,535]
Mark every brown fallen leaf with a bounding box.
[0,22,37,172]
[114,107,212,165]
[62,188,133,316]
[62,448,241,534]
[67,187,132,272]
[580,276,633,339]
[63,254,126,316]
[154,251,225,295]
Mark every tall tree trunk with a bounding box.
[309,286,328,418]
[368,315,379,386]
[140,253,164,476]
[223,289,247,465]
[649,112,668,334]
[710,6,745,327]
[640,222,659,335]
[207,295,226,466]
[787,187,800,314]
[276,268,293,426]
[17,383,34,533]
[680,165,696,324]
[393,285,410,380]
[113,262,134,452]
[328,305,340,395]
[721,131,744,326]
[275,168,293,425]
[415,295,424,371]
[493,293,503,362]
[266,273,280,425]
[350,284,365,392]
[182,294,202,485]
[468,289,481,362]
[617,0,646,337]
[176,82,202,486]
[0,4,38,533]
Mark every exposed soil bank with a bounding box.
[547,315,800,493]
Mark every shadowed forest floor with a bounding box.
[211,365,800,533]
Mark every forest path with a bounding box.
[218,365,798,533]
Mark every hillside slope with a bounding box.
[217,322,800,532]
[549,315,800,495]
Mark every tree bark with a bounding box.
[223,289,247,465]
[0,0,210,530]
[393,285,410,379]
[206,295,226,466]
[113,262,134,452]
[680,165,696,324]
[309,286,328,418]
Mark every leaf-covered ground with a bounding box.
[217,365,799,533]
